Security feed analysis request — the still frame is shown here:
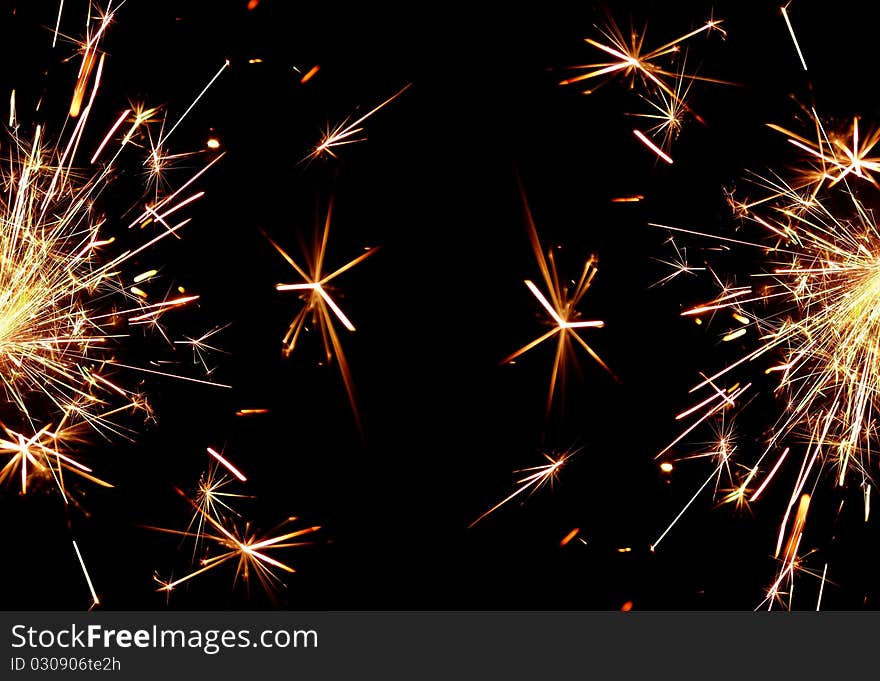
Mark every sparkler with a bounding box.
[562,13,729,161]
[0,3,227,495]
[503,188,615,416]
[0,2,229,605]
[648,6,880,609]
[262,200,377,431]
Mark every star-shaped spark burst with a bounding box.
[559,13,727,104]
[469,446,581,528]
[149,487,320,599]
[262,200,377,431]
[174,323,231,376]
[630,57,697,163]
[0,422,103,495]
[561,13,731,163]
[502,189,616,416]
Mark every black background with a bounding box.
[3,0,880,610]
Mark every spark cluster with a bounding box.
[502,188,615,417]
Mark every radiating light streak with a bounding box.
[150,488,320,596]
[305,83,411,162]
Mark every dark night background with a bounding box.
[2,0,880,610]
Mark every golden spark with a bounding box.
[649,14,880,607]
[503,188,616,416]
[262,200,377,431]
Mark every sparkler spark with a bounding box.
[0,4,226,497]
[633,128,674,164]
[503,188,616,415]
[207,446,247,482]
[768,116,880,189]
[649,238,705,288]
[150,486,319,598]
[560,15,726,96]
[262,200,377,431]
[562,13,730,158]
[469,446,580,528]
[72,539,99,608]
[304,83,411,162]
[0,2,228,606]
[174,324,230,375]
[0,417,115,497]
[629,57,695,157]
